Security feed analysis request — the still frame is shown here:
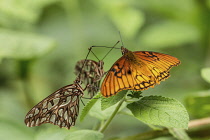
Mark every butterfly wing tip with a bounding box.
[24,119,30,127]
[176,60,181,66]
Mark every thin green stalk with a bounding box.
[99,97,126,133]
[18,60,34,108]
[21,78,34,108]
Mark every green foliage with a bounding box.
[168,128,191,140]
[93,0,145,38]
[109,7,144,38]
[127,91,143,99]
[0,28,56,60]
[36,128,104,140]
[0,93,35,140]
[127,96,189,129]
[35,129,103,140]
[101,90,127,110]
[36,128,70,140]
[208,0,210,8]
[89,98,127,120]
[185,91,210,118]
[64,130,103,140]
[139,21,200,49]
[201,67,210,84]
[80,93,101,121]
[0,119,34,140]
[0,0,59,28]
[35,128,103,140]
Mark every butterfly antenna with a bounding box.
[90,49,100,61]
[101,40,120,61]
[119,31,124,47]
[80,96,85,106]
[78,40,120,78]
[77,47,92,79]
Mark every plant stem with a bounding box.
[188,117,210,129]
[21,78,34,108]
[99,97,126,133]
[18,60,34,108]
[115,117,210,140]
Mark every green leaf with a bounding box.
[0,28,56,60]
[208,0,210,9]
[89,99,127,120]
[127,96,189,129]
[101,90,127,110]
[185,90,210,118]
[0,119,34,140]
[168,128,191,140]
[138,21,200,49]
[201,67,210,84]
[127,91,143,99]
[64,130,103,140]
[80,93,101,121]
[36,128,72,140]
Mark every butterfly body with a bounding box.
[75,59,105,98]
[101,47,180,97]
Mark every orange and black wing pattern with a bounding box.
[101,49,180,97]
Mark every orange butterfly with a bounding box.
[101,47,180,97]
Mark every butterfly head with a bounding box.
[74,77,82,85]
[98,60,104,69]
[121,46,129,55]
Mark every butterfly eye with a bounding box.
[121,46,128,55]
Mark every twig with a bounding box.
[188,117,210,128]
[115,117,210,140]
[99,97,126,133]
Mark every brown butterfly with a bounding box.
[101,47,180,97]
[75,59,105,98]
[24,79,84,129]
[24,49,99,129]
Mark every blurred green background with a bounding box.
[0,0,209,140]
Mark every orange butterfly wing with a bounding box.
[101,49,180,97]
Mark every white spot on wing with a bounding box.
[41,117,46,123]
[50,114,56,123]
[58,109,63,116]
[34,108,39,116]
[64,111,68,120]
